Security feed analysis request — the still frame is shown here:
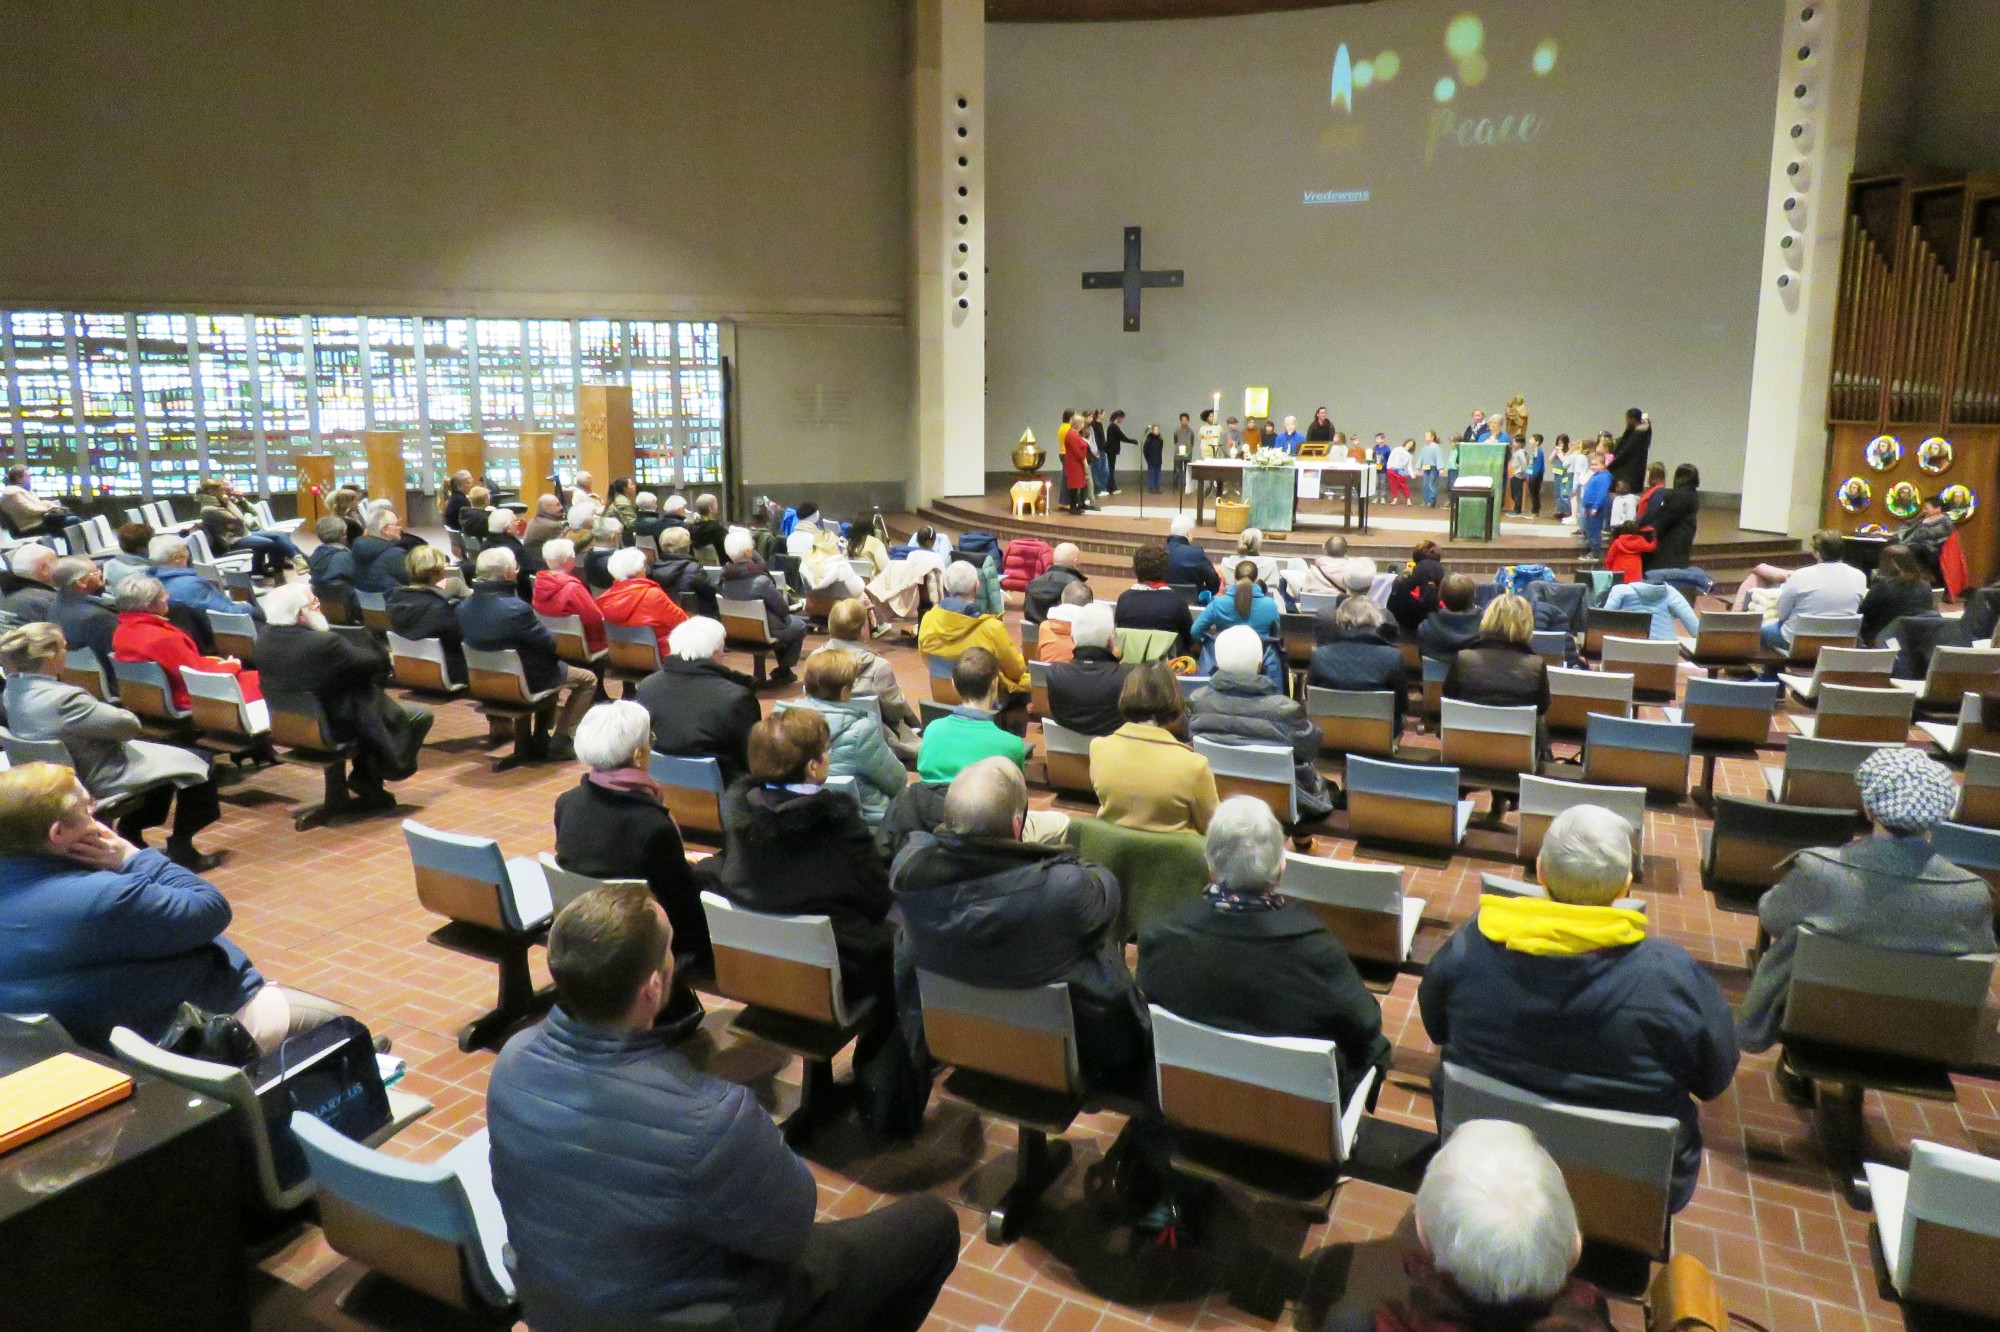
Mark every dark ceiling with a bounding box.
[987,0,1371,21]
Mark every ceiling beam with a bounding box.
[987,0,1372,21]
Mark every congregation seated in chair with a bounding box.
[1091,660,1218,836]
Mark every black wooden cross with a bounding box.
[1081,225,1183,332]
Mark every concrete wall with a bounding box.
[0,0,913,502]
[986,0,1785,496]
[1913,0,2000,174]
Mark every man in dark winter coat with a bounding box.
[1188,625,1335,822]
[1138,796,1388,1102]
[1022,541,1088,625]
[892,758,1148,1099]
[1418,804,1737,1213]
[1417,572,1484,661]
[1046,603,1130,737]
[636,616,763,785]
[649,525,721,617]
[487,886,957,1332]
[1163,514,1220,595]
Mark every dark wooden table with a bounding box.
[0,1017,246,1332]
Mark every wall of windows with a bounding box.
[0,311,728,499]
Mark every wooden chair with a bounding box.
[1791,683,1915,743]
[1042,719,1094,797]
[536,611,608,670]
[1698,794,1860,915]
[603,621,662,696]
[1890,645,2000,712]
[1280,611,1316,688]
[1517,773,1646,870]
[109,1026,431,1220]
[1193,737,1298,826]
[650,752,726,841]
[1150,1005,1378,1214]
[1295,590,1341,616]
[463,644,559,772]
[1281,852,1424,975]
[1304,687,1400,760]
[1439,699,1538,786]
[1928,821,2000,895]
[354,589,393,634]
[109,657,192,736]
[1026,657,1049,719]
[1529,629,1568,665]
[1915,689,2000,759]
[1956,749,2000,829]
[1599,635,1680,702]
[717,596,776,685]
[385,632,466,697]
[1780,929,1997,1205]
[1544,665,1633,741]
[1580,713,1694,800]
[1345,755,1474,852]
[1583,607,1653,658]
[57,645,114,701]
[206,609,260,665]
[700,891,880,1143]
[1780,644,1896,704]
[534,852,649,914]
[266,689,381,830]
[286,1117,517,1317]
[1678,610,1763,676]
[1436,1061,1678,1260]
[179,665,276,766]
[1418,655,1449,732]
[402,820,557,1052]
[922,652,960,705]
[918,972,1089,1242]
[1761,735,1893,815]
[1864,1140,2000,1324]
[1661,676,1779,798]
[1781,612,1864,670]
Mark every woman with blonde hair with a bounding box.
[1442,593,1548,712]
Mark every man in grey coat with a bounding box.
[0,622,221,869]
[1740,746,1995,1054]
[487,886,957,1332]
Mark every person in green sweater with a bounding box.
[916,648,1026,783]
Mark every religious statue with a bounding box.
[1504,395,1529,441]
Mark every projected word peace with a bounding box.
[1425,108,1541,166]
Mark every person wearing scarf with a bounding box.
[1326,1120,1613,1332]
[552,700,708,1015]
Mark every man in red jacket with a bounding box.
[531,538,607,653]
[597,547,688,654]
[110,574,260,712]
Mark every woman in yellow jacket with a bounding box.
[917,560,1029,695]
[1089,661,1218,834]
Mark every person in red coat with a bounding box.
[596,547,688,654]
[1060,412,1091,514]
[110,575,261,712]
[1602,524,1656,584]
[531,538,607,653]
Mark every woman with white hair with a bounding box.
[0,623,225,870]
[552,700,710,1014]
[716,527,807,684]
[1325,1119,1613,1331]
[529,537,607,656]
[596,546,689,654]
[1187,625,1332,823]
[110,574,261,714]
[1138,794,1386,1098]
[917,559,1031,699]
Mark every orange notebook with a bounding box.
[0,1053,135,1155]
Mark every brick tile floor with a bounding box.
[234,582,1994,1331]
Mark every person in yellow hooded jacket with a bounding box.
[918,559,1029,702]
[1417,804,1737,1215]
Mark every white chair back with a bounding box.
[1151,1005,1375,1166]
[1281,852,1422,965]
[1192,737,1297,824]
[700,891,859,1027]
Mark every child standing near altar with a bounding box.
[1384,439,1415,504]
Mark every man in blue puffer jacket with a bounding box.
[487,886,958,1332]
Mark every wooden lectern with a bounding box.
[578,385,636,488]
[364,431,407,513]
[518,432,556,508]
[444,432,486,485]
[295,455,336,524]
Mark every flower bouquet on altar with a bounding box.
[1246,448,1296,469]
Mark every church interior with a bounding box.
[2,2,2000,1331]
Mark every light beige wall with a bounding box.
[986,0,1786,495]
[734,321,911,513]
[0,0,914,493]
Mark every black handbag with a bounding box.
[252,1015,394,1190]
[157,1000,260,1066]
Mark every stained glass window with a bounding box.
[0,311,728,499]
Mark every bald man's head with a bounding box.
[1052,542,1082,569]
[537,495,564,517]
[944,757,1027,839]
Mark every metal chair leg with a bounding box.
[293,758,354,831]
[986,1126,1072,1244]
[455,942,556,1053]
[1815,1081,1873,1209]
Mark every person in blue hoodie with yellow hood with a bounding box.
[1417,804,1738,1213]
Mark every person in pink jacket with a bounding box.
[531,538,606,653]
[596,548,689,654]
